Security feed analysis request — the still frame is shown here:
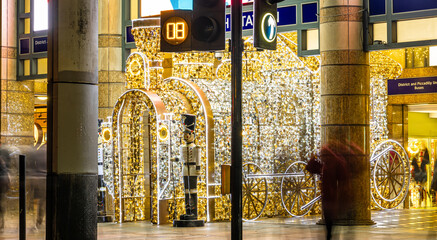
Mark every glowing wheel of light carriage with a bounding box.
[371,140,410,209]
[242,162,268,221]
[280,161,317,217]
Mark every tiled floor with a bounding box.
[1,208,436,239]
[96,208,437,240]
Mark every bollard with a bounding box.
[19,155,26,240]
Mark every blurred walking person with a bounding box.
[0,145,11,233]
[306,141,352,240]
[27,144,47,232]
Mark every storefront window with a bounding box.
[138,0,252,17]
[18,0,48,79]
[34,0,49,31]
[406,47,429,68]
[225,0,253,5]
[430,46,437,66]
[405,46,437,68]
[408,107,437,208]
[140,0,193,17]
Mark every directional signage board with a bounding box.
[225,5,297,33]
[33,36,48,53]
[261,13,277,43]
[253,0,281,50]
[388,77,437,95]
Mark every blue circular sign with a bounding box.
[261,13,277,43]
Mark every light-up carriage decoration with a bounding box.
[112,72,216,223]
[241,139,411,221]
[110,19,217,224]
[108,16,406,224]
[242,161,317,220]
[370,140,410,209]
[111,22,322,223]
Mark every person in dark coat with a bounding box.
[431,157,437,201]
[411,155,428,184]
[306,141,351,240]
[411,142,430,205]
[27,144,47,231]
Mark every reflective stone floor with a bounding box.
[1,208,436,239]
[96,208,437,240]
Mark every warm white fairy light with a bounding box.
[370,51,403,152]
[110,26,402,222]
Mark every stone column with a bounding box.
[1,0,34,147]
[320,0,373,224]
[47,0,98,238]
[387,104,408,146]
[98,0,125,119]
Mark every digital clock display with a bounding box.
[163,16,189,45]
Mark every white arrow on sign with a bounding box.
[261,13,277,43]
[268,16,276,40]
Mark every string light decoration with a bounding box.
[369,51,403,152]
[112,26,168,224]
[113,26,215,224]
[100,118,115,197]
[112,23,404,223]
[160,77,215,222]
[125,52,150,89]
[406,47,429,68]
[112,90,159,222]
[168,32,322,220]
[408,139,421,155]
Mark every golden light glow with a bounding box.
[129,59,142,76]
[408,139,420,155]
[164,17,188,45]
[113,24,404,223]
[125,52,149,89]
[37,96,48,101]
[167,23,185,40]
[369,51,403,149]
[158,124,169,141]
[102,128,111,142]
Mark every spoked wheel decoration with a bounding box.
[242,162,268,221]
[371,140,410,209]
[280,161,317,216]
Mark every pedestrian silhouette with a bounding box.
[27,144,47,232]
[306,141,354,240]
[0,145,11,233]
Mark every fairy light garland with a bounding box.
[109,26,403,222]
[370,51,403,152]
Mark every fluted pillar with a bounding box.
[320,0,373,224]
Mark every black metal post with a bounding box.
[19,155,26,240]
[46,0,55,237]
[363,0,369,52]
[231,0,243,239]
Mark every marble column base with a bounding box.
[47,173,98,239]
